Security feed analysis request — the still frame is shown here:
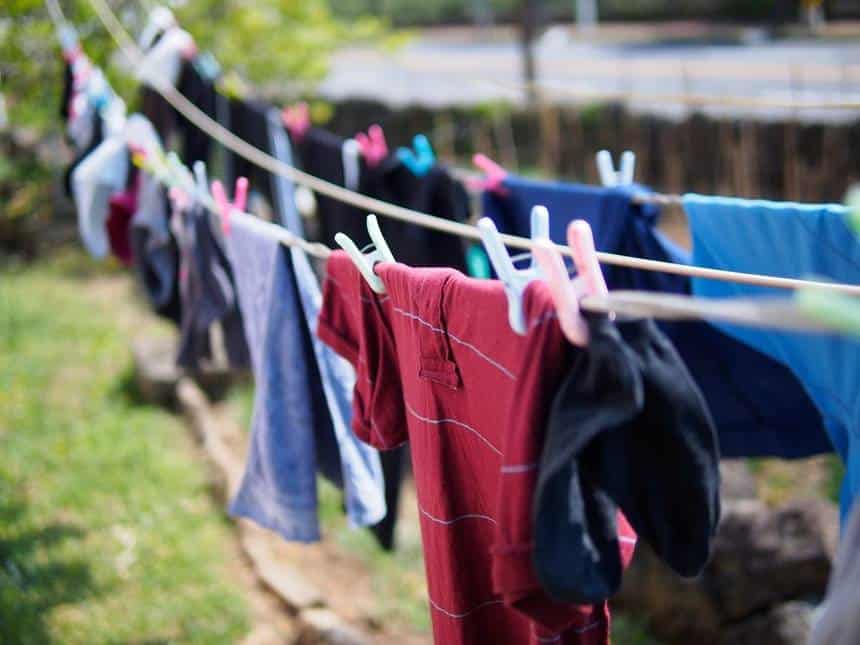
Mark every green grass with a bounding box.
[0,253,250,644]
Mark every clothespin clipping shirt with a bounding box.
[211,177,248,237]
[596,149,635,187]
[468,153,508,195]
[355,124,389,168]
[335,214,396,294]
[477,206,548,335]
[397,134,435,177]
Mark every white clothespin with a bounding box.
[342,138,362,192]
[335,214,395,294]
[165,152,195,195]
[137,26,195,89]
[138,6,176,51]
[478,205,549,335]
[596,149,635,187]
[193,161,210,203]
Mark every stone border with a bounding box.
[174,377,370,645]
[134,337,370,645]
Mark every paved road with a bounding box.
[320,27,860,123]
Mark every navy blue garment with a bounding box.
[482,176,830,459]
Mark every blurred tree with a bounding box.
[0,0,389,131]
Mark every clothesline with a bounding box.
[138,148,837,332]
[75,0,860,296]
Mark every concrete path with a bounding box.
[320,24,860,123]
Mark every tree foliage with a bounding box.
[0,0,389,131]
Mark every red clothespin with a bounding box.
[211,176,248,237]
[355,124,389,168]
[468,153,508,195]
[282,102,310,142]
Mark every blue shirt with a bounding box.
[684,194,860,519]
[482,175,830,460]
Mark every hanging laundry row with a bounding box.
[53,5,860,644]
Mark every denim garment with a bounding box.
[174,206,250,370]
[130,171,181,323]
[267,109,386,528]
[685,194,860,520]
[226,214,341,542]
[482,176,830,460]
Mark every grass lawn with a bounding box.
[0,252,250,644]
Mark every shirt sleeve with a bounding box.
[318,252,406,450]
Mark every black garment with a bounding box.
[175,60,220,166]
[295,129,470,272]
[175,206,250,370]
[359,157,470,273]
[139,58,221,168]
[294,126,364,243]
[60,62,73,121]
[61,60,104,198]
[596,319,720,577]
[533,315,644,604]
[533,315,720,604]
[63,115,104,198]
[224,97,278,209]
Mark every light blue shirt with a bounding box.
[266,109,386,528]
[684,194,860,520]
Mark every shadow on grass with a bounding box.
[0,484,96,645]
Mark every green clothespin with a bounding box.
[796,184,860,337]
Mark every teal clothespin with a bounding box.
[397,134,435,177]
[466,244,492,279]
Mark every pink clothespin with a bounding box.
[532,220,608,347]
[181,39,198,60]
[468,153,508,195]
[210,176,248,237]
[169,186,190,211]
[568,220,608,299]
[355,124,388,167]
[533,239,589,347]
[282,102,311,142]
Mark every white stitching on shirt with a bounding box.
[572,619,604,634]
[391,304,517,380]
[406,402,502,456]
[500,463,538,473]
[620,536,638,545]
[428,597,504,619]
[419,505,497,525]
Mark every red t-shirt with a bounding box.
[318,251,636,645]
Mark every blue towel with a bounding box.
[226,215,344,542]
[685,194,860,519]
[482,176,830,460]
[267,110,386,529]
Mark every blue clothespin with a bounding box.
[397,134,435,177]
